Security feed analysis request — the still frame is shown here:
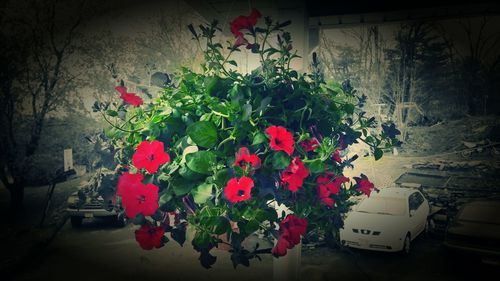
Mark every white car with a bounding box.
[340,187,430,254]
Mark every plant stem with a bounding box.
[101,111,142,133]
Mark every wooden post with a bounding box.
[64,148,73,172]
[273,240,301,281]
[270,201,302,281]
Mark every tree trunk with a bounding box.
[467,95,477,116]
[7,181,25,218]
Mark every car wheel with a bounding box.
[116,214,128,227]
[71,216,83,228]
[402,233,411,255]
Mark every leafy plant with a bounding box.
[98,9,398,269]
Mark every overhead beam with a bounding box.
[309,2,500,29]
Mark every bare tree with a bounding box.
[79,31,133,104]
[135,1,203,72]
[0,0,87,215]
[434,16,500,115]
[318,25,387,113]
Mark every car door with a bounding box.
[409,191,428,237]
[408,193,420,237]
[414,191,429,234]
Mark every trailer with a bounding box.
[393,170,500,235]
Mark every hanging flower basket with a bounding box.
[97,8,400,269]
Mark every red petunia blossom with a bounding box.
[316,173,349,207]
[317,182,335,207]
[224,176,254,204]
[317,173,349,195]
[233,35,248,48]
[265,126,295,156]
[272,214,308,257]
[299,137,320,152]
[117,172,159,219]
[230,8,261,38]
[234,147,261,172]
[333,149,342,163]
[135,223,165,250]
[272,235,290,257]
[116,171,144,197]
[132,140,170,174]
[280,156,309,192]
[354,174,377,197]
[115,86,143,107]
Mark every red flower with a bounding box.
[272,214,308,257]
[132,140,170,174]
[116,171,144,197]
[115,86,143,107]
[224,176,254,203]
[333,149,342,163]
[230,8,261,38]
[272,235,290,257]
[280,156,309,192]
[233,35,248,48]
[117,172,159,219]
[354,174,377,197]
[316,173,349,207]
[299,137,320,152]
[234,147,261,172]
[317,173,349,195]
[265,126,295,156]
[135,223,165,250]
[317,182,335,207]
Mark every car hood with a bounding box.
[343,211,409,234]
[448,220,500,240]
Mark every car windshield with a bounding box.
[459,204,500,224]
[357,196,406,216]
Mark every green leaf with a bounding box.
[133,213,146,225]
[254,209,268,221]
[242,104,252,121]
[244,219,260,234]
[174,183,194,196]
[374,148,383,161]
[213,216,231,235]
[179,164,204,180]
[104,127,117,138]
[233,165,246,177]
[159,192,173,206]
[263,47,279,55]
[213,169,230,188]
[305,159,325,174]
[205,76,220,95]
[264,209,278,222]
[270,151,290,170]
[229,84,240,99]
[193,230,212,248]
[227,60,238,67]
[252,132,266,146]
[186,151,217,174]
[257,97,272,114]
[171,176,196,196]
[192,183,213,204]
[106,110,118,117]
[143,174,154,184]
[343,104,354,115]
[187,121,218,148]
